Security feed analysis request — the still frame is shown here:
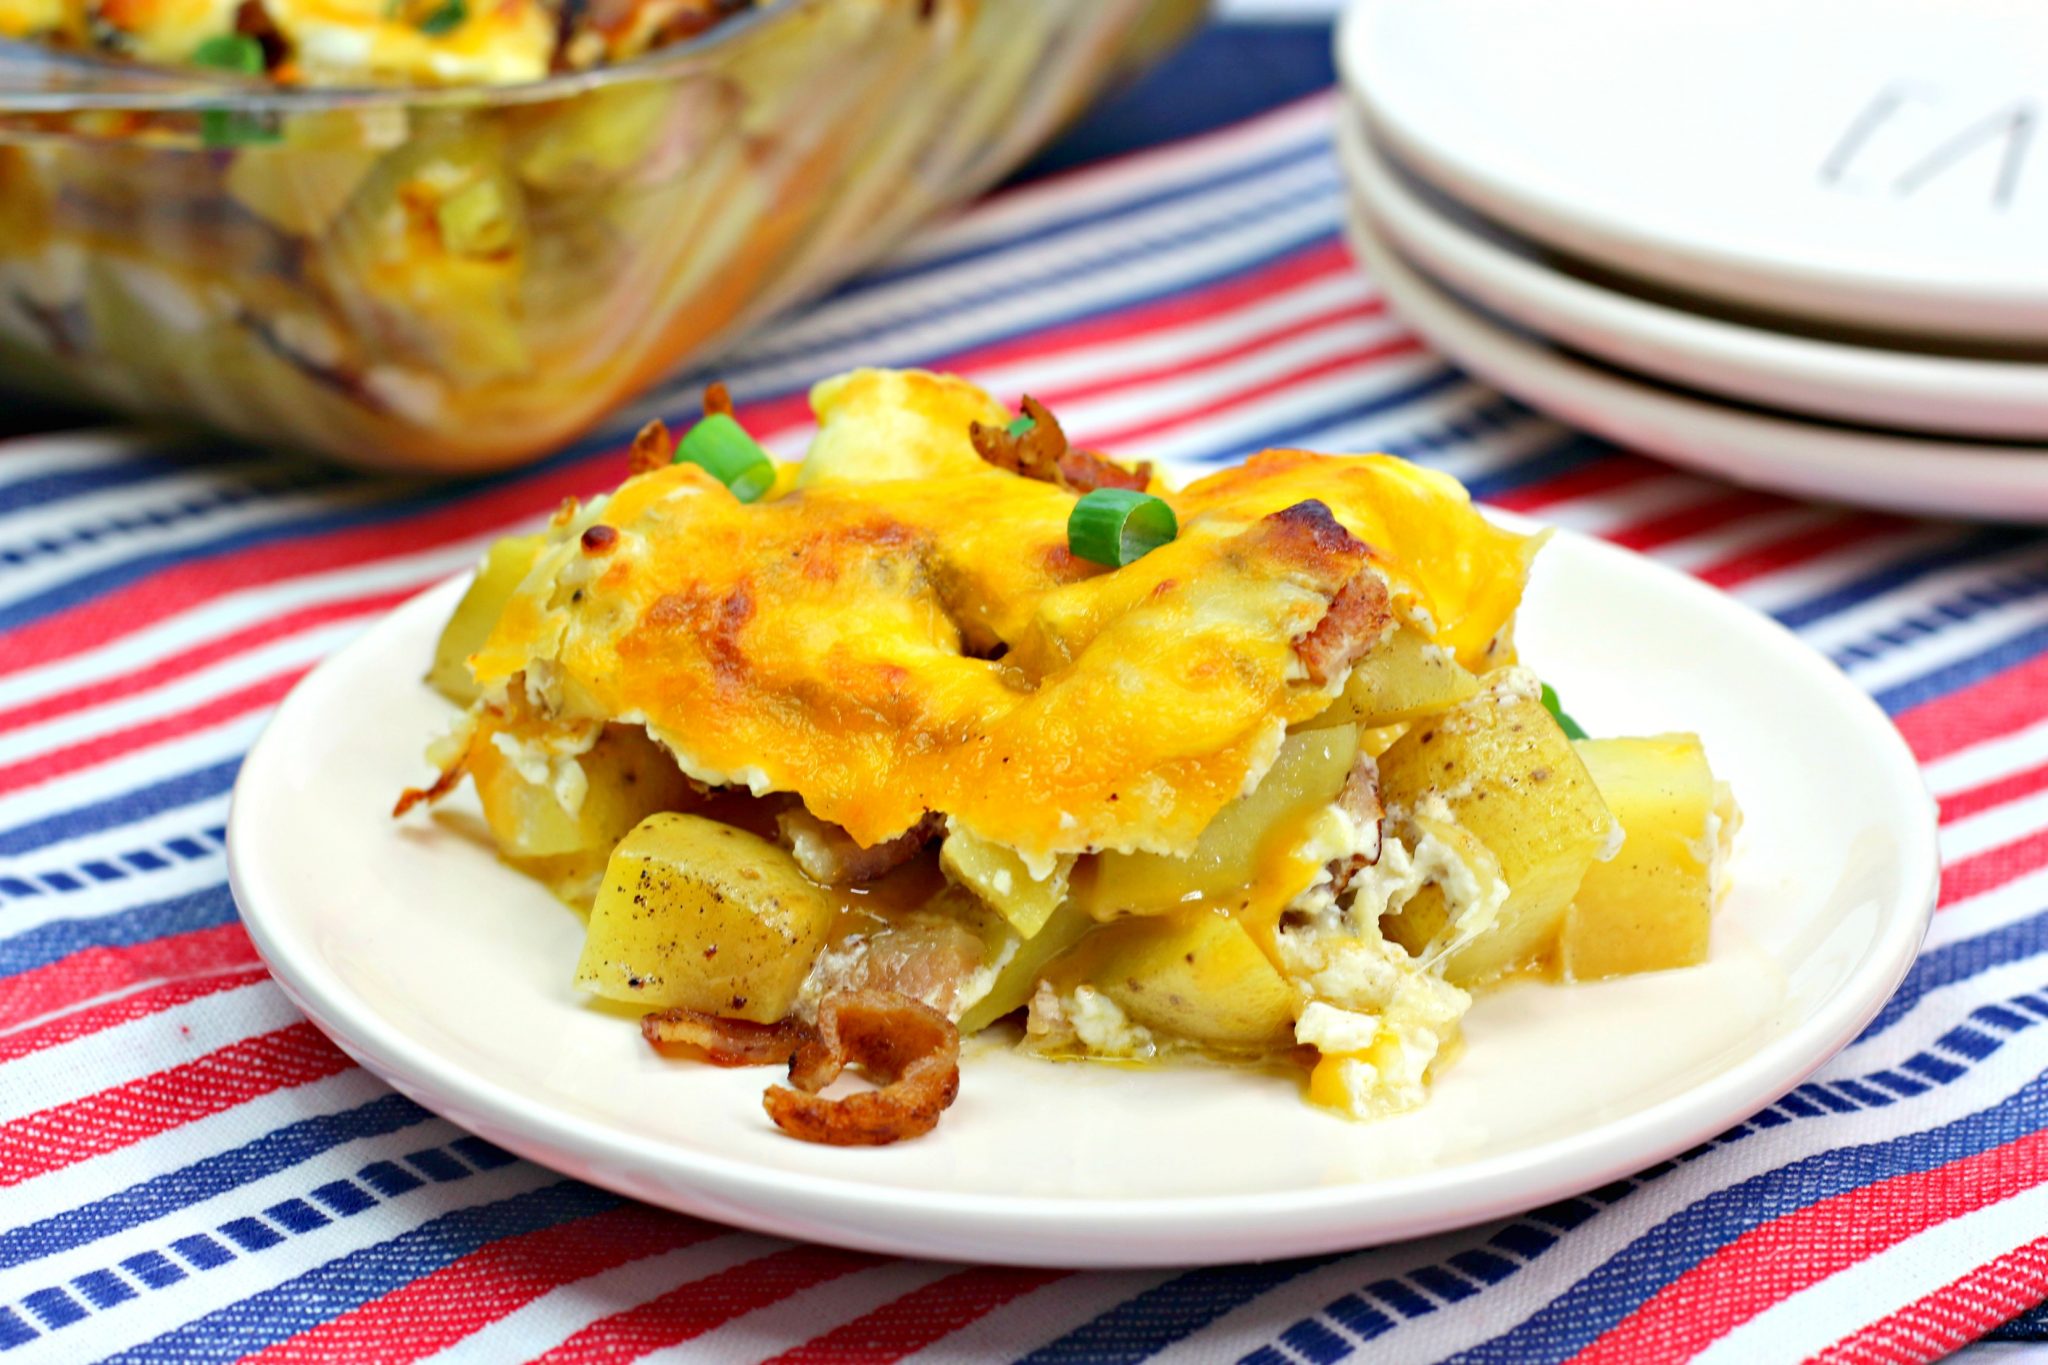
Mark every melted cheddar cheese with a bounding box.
[470,369,1533,868]
[0,0,760,86]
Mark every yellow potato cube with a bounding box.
[575,813,834,1023]
[1380,684,1616,984]
[1560,734,1732,980]
[1299,623,1481,730]
[470,723,696,859]
[1083,911,1297,1049]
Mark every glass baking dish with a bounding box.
[0,0,1204,471]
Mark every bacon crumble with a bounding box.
[628,419,673,474]
[763,990,961,1146]
[968,395,1152,494]
[1329,750,1385,893]
[642,1007,811,1066]
[1296,571,1393,687]
[392,757,466,818]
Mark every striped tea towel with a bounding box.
[2,17,2046,1364]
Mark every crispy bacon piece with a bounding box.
[1329,750,1385,894]
[628,419,673,474]
[776,809,941,886]
[703,380,734,418]
[1295,570,1393,687]
[969,395,1152,494]
[642,1007,811,1066]
[1260,498,1366,566]
[392,757,465,818]
[969,394,1063,480]
[1055,446,1152,494]
[764,990,961,1146]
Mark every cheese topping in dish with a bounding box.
[0,0,761,85]
[399,367,1739,1144]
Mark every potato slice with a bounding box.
[1081,725,1359,919]
[1082,912,1296,1049]
[428,533,543,705]
[940,827,1071,939]
[956,900,1097,1035]
[470,723,695,859]
[1560,735,1732,980]
[1379,683,1615,984]
[1299,623,1482,731]
[575,813,834,1022]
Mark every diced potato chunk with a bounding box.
[1083,912,1296,1049]
[798,369,1008,486]
[428,534,543,704]
[956,900,1097,1035]
[1081,725,1359,918]
[1299,624,1481,730]
[1560,735,1731,980]
[226,126,379,236]
[575,813,834,1023]
[1379,685,1615,984]
[470,723,696,859]
[940,827,1071,939]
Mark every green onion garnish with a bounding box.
[192,34,278,148]
[1006,414,1036,439]
[415,0,465,34]
[1541,682,1588,740]
[675,412,775,503]
[193,32,263,71]
[1067,488,1177,567]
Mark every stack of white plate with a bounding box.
[1335,0,2048,522]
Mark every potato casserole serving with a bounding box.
[397,368,1739,1145]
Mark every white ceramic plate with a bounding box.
[1342,201,2048,525]
[1334,107,2048,441]
[229,537,1936,1267]
[1338,0,2048,340]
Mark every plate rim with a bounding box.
[1335,0,2048,341]
[1339,197,2048,524]
[228,525,1938,1265]
[1333,104,2048,441]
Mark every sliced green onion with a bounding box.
[415,0,466,35]
[1068,488,1177,567]
[192,34,278,148]
[1005,414,1036,439]
[199,110,278,147]
[675,412,775,503]
[1540,682,1588,740]
[193,33,264,71]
